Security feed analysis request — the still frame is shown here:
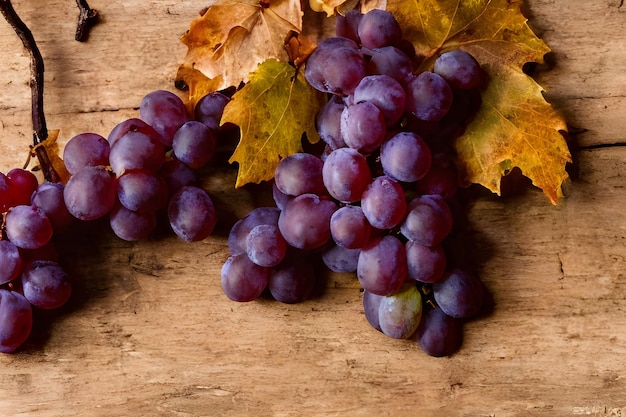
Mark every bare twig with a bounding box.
[75,0,98,42]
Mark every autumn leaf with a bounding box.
[388,0,571,204]
[309,0,386,17]
[176,0,303,108]
[222,59,326,187]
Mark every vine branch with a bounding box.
[0,0,61,182]
[0,0,47,146]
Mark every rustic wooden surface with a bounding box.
[1,1,625,416]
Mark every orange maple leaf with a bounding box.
[177,0,303,107]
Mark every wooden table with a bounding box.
[1,1,624,415]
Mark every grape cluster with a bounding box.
[0,168,72,353]
[221,8,487,357]
[63,89,223,243]
[0,89,229,353]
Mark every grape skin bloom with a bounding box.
[21,260,72,310]
[322,147,371,203]
[167,186,216,242]
[380,131,432,183]
[4,205,53,250]
[361,176,407,230]
[63,132,110,175]
[357,235,408,296]
[278,193,337,250]
[63,165,118,221]
[221,254,269,302]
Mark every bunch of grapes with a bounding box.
[221,8,487,357]
[0,89,229,353]
[63,89,222,243]
[0,168,73,353]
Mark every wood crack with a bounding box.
[579,142,626,150]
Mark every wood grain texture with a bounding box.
[0,1,625,416]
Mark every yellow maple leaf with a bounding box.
[222,59,326,187]
[388,0,571,204]
[176,0,303,108]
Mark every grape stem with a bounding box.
[75,0,98,42]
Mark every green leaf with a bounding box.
[222,59,326,187]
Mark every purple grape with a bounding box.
[0,172,12,212]
[0,240,22,285]
[378,283,423,339]
[139,89,190,146]
[315,95,347,150]
[304,37,366,96]
[6,168,38,207]
[405,72,453,121]
[413,306,463,357]
[357,235,408,296]
[406,241,446,283]
[353,75,406,126]
[400,195,453,246]
[172,121,217,170]
[366,46,413,84]
[158,159,197,197]
[322,147,372,203]
[415,152,459,199]
[434,50,483,90]
[271,181,294,211]
[330,205,371,249]
[340,101,386,153]
[109,131,165,175]
[167,186,216,242]
[380,131,432,183]
[62,132,110,175]
[274,153,326,197]
[109,204,157,241]
[277,193,337,250]
[268,256,316,303]
[246,224,287,267]
[221,253,269,302]
[362,290,383,331]
[21,260,72,310]
[31,182,73,232]
[64,166,118,221]
[321,244,360,273]
[228,207,280,256]
[107,118,162,147]
[4,205,53,250]
[357,9,402,49]
[109,131,167,175]
[194,91,231,131]
[433,268,484,318]
[0,289,32,353]
[335,10,362,43]
[117,169,168,213]
[361,176,407,230]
